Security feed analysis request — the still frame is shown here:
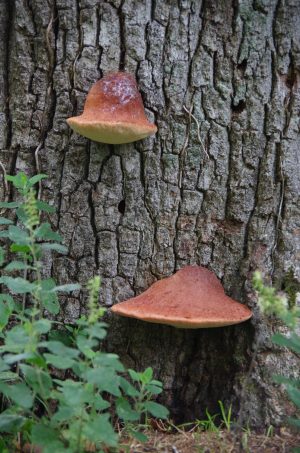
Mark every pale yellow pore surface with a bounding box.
[111,266,252,329]
[67,117,157,144]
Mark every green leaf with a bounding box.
[34,223,62,241]
[34,319,52,334]
[7,226,29,244]
[0,301,12,331]
[36,200,55,213]
[0,218,13,225]
[20,364,53,399]
[89,324,107,340]
[31,424,64,451]
[10,244,31,254]
[76,334,97,357]
[93,353,124,372]
[41,243,68,254]
[0,247,4,266]
[287,385,300,409]
[116,397,140,421]
[4,261,33,271]
[82,414,118,447]
[127,428,148,443]
[40,279,60,315]
[143,401,169,419]
[140,367,153,384]
[0,276,33,294]
[4,326,30,353]
[4,352,36,365]
[145,383,163,395]
[0,371,19,381]
[51,283,81,293]
[0,202,20,209]
[128,369,140,382]
[0,414,25,433]
[44,354,75,369]
[272,333,300,354]
[54,379,93,406]
[0,294,15,310]
[28,174,48,187]
[0,358,9,373]
[119,377,139,398]
[84,367,121,396]
[288,417,300,429]
[51,405,76,422]
[6,173,28,189]
[42,340,79,359]
[0,382,34,409]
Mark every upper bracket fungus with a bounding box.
[111,266,252,328]
[67,72,157,144]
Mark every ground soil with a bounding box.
[121,427,300,452]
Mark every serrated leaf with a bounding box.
[41,243,68,253]
[0,276,33,294]
[82,414,118,447]
[128,369,140,382]
[4,261,33,271]
[0,414,25,433]
[7,226,29,244]
[39,279,60,314]
[0,300,13,330]
[6,173,28,189]
[287,385,300,409]
[42,340,79,359]
[20,364,53,399]
[143,401,169,419]
[116,397,140,421]
[272,333,300,354]
[145,383,163,395]
[76,335,97,359]
[0,294,15,310]
[119,377,139,398]
[34,319,52,334]
[10,243,31,254]
[36,200,55,213]
[0,218,13,225]
[44,354,75,369]
[85,367,121,396]
[28,174,48,187]
[0,371,19,381]
[34,223,62,241]
[141,367,153,384]
[51,283,81,293]
[128,429,148,443]
[0,202,20,209]
[31,424,64,450]
[0,382,34,409]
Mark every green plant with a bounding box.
[0,172,169,452]
[253,271,300,437]
[218,400,232,431]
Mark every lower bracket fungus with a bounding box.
[111,266,252,328]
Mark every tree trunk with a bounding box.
[1,0,300,427]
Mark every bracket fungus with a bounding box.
[67,72,157,144]
[111,266,252,328]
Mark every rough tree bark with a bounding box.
[1,0,299,427]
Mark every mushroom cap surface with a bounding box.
[67,72,157,144]
[111,266,252,328]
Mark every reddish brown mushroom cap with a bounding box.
[67,72,157,144]
[111,266,252,328]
